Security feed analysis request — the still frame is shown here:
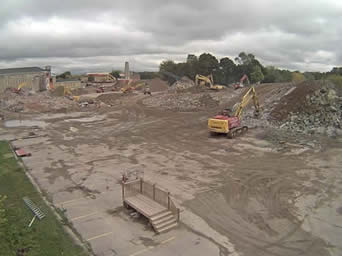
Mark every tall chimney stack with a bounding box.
[124,62,130,80]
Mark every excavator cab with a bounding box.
[208,86,260,138]
[221,108,232,117]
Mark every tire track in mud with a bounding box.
[186,188,329,256]
[40,92,336,256]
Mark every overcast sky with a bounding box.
[0,0,341,74]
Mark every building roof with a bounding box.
[0,67,46,75]
[56,78,80,82]
[87,73,111,77]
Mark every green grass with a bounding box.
[0,141,88,256]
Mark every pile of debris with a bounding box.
[96,93,124,106]
[168,77,195,92]
[0,89,79,113]
[143,92,219,112]
[198,94,220,108]
[143,78,169,92]
[277,83,342,136]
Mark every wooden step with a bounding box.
[155,222,178,234]
[154,218,177,230]
[150,210,172,222]
[152,214,174,225]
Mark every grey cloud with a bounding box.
[0,0,341,73]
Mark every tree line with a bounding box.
[157,52,342,86]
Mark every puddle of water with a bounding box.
[65,115,106,123]
[36,112,86,120]
[4,120,48,128]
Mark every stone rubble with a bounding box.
[168,77,195,91]
[144,92,219,112]
[280,85,342,136]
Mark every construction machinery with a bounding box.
[195,74,225,90]
[121,81,146,94]
[64,87,80,101]
[208,86,260,138]
[96,85,116,93]
[11,82,27,93]
[233,74,250,89]
[143,86,151,96]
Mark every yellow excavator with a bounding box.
[11,82,27,93]
[195,74,225,90]
[64,87,80,101]
[208,86,260,138]
[121,81,146,93]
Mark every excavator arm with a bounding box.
[234,86,260,119]
[195,74,214,87]
[11,82,27,93]
[17,82,27,90]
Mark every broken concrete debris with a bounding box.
[1,77,341,138]
[168,77,195,91]
[279,85,342,136]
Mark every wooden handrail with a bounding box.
[122,179,140,185]
[122,178,180,222]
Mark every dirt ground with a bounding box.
[0,82,341,256]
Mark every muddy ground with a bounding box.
[0,83,341,256]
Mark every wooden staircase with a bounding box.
[150,210,178,233]
[122,179,180,234]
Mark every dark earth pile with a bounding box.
[271,81,342,136]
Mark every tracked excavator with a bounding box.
[11,82,27,93]
[233,74,250,89]
[121,81,146,93]
[195,74,225,90]
[208,86,260,138]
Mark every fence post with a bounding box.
[140,178,143,193]
[167,192,170,210]
[122,181,125,201]
[153,184,156,200]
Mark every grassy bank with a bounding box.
[0,141,88,256]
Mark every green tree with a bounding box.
[292,72,305,83]
[327,74,342,87]
[303,72,315,81]
[185,54,199,79]
[235,52,255,65]
[263,66,278,83]
[110,70,120,78]
[159,60,178,84]
[280,70,292,82]
[56,71,71,79]
[197,53,219,76]
[219,57,236,84]
[234,52,264,82]
[264,66,294,83]
[186,54,198,63]
[250,66,264,83]
[330,67,342,75]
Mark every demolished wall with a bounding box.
[269,81,342,136]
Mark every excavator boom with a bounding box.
[195,74,224,90]
[234,86,260,119]
[208,86,260,138]
[195,74,213,87]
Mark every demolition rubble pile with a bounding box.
[168,77,195,92]
[272,81,342,136]
[144,92,219,112]
[0,89,79,113]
